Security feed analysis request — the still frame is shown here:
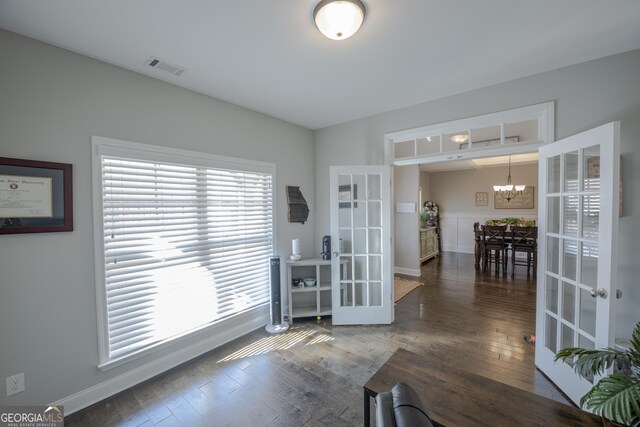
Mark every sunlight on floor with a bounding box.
[217,326,334,362]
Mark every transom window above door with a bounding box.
[386,102,554,165]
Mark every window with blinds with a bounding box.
[94,141,274,364]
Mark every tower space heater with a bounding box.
[265,256,289,333]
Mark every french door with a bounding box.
[330,165,393,325]
[535,122,620,405]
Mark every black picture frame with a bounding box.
[0,157,73,234]
[338,184,357,209]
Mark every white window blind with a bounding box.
[98,150,273,363]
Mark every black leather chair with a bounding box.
[375,382,435,427]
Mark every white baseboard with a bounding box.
[443,245,474,254]
[394,267,421,277]
[52,307,269,416]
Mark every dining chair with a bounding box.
[510,226,538,278]
[481,225,508,275]
[473,222,483,268]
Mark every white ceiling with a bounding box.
[1,1,640,130]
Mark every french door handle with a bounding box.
[590,288,608,298]
[333,252,339,258]
[616,289,622,299]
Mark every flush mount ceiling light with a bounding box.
[313,0,366,41]
[450,134,469,143]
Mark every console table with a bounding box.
[419,227,439,263]
[363,348,606,426]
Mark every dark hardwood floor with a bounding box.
[66,252,567,426]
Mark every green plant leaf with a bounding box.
[628,322,640,368]
[581,375,640,425]
[555,347,632,378]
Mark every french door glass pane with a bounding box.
[339,206,352,227]
[369,255,382,281]
[578,334,595,350]
[353,203,366,227]
[370,282,382,306]
[368,174,381,199]
[583,146,601,191]
[546,275,559,314]
[548,155,561,193]
[340,229,352,253]
[545,314,558,352]
[342,282,353,306]
[561,323,575,349]
[341,256,352,280]
[368,229,381,254]
[562,281,576,324]
[579,287,597,336]
[353,229,366,254]
[581,195,599,238]
[353,175,366,200]
[547,236,560,274]
[354,256,366,280]
[338,174,351,188]
[564,151,579,192]
[563,195,579,237]
[580,242,598,287]
[547,196,560,234]
[562,239,578,281]
[368,201,381,227]
[355,283,366,306]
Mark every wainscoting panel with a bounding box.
[440,213,537,254]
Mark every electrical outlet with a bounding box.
[6,373,25,396]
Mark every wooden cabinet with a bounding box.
[420,227,439,262]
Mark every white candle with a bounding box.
[292,238,300,255]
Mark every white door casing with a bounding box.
[535,122,620,406]
[330,165,393,325]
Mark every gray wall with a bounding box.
[429,164,538,254]
[0,29,315,406]
[315,49,640,339]
[393,165,420,274]
[419,171,430,204]
[430,164,538,214]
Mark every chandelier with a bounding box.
[493,156,525,201]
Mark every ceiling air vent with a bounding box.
[144,57,185,76]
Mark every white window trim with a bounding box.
[384,101,555,166]
[91,135,277,370]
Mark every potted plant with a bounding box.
[502,217,521,227]
[423,201,439,226]
[419,209,429,228]
[555,321,640,426]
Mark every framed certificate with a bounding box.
[0,157,73,234]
